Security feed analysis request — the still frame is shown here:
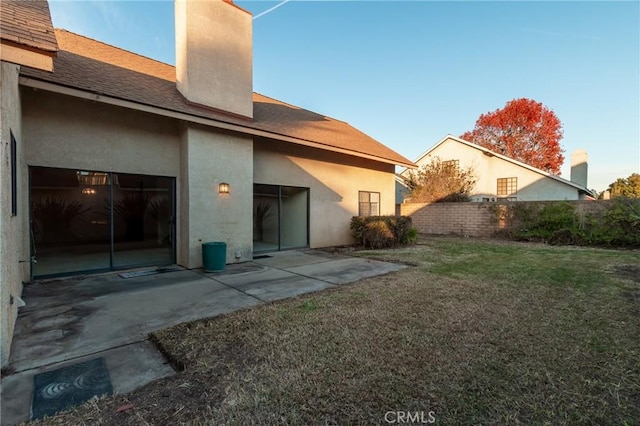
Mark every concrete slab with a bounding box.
[208,262,335,302]
[1,341,175,426]
[241,277,333,302]
[285,257,408,284]
[10,271,261,372]
[252,250,349,269]
[199,262,266,277]
[213,265,293,286]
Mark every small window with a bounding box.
[497,177,517,196]
[359,191,380,216]
[442,159,459,169]
[10,131,17,216]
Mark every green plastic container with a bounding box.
[202,242,226,272]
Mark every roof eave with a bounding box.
[20,76,414,168]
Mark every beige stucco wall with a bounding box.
[0,62,29,368]
[22,88,183,269]
[179,124,253,267]
[175,0,253,118]
[254,139,396,248]
[412,137,580,201]
[22,89,180,176]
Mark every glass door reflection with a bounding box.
[253,184,308,253]
[30,168,111,276]
[30,167,175,278]
[112,174,174,268]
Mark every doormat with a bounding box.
[119,265,184,279]
[31,357,113,420]
[253,255,272,260]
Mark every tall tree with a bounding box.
[461,98,565,174]
[608,173,640,198]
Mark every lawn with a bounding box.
[31,237,639,425]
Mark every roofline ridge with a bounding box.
[253,91,349,125]
[55,28,175,69]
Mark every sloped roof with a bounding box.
[0,0,57,52]
[406,135,590,193]
[20,30,414,167]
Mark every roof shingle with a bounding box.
[0,0,57,52]
[20,29,414,167]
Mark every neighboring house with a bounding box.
[0,0,414,367]
[395,174,411,206]
[398,135,593,203]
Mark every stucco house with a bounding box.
[398,135,593,203]
[0,0,414,367]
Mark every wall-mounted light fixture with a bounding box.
[81,187,97,195]
[219,182,230,194]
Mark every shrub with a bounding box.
[406,227,419,245]
[350,216,417,249]
[593,197,640,247]
[517,202,581,243]
[494,198,640,248]
[363,220,395,249]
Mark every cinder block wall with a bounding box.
[401,201,612,237]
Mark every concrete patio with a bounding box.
[0,250,406,425]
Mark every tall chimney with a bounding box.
[570,149,588,188]
[175,0,253,118]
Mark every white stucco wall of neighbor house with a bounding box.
[179,124,253,268]
[418,137,580,201]
[0,61,28,368]
[254,139,396,248]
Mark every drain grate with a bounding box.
[31,357,113,420]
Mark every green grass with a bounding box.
[30,236,640,425]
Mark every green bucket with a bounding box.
[202,242,226,272]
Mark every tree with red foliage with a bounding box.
[461,98,565,174]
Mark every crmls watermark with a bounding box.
[384,411,436,424]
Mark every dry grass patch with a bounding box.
[29,236,640,425]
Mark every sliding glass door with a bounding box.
[253,184,309,253]
[112,174,174,268]
[30,168,111,276]
[30,166,175,278]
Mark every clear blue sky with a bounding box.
[49,0,639,191]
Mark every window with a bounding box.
[359,191,380,216]
[442,159,459,169]
[497,177,517,197]
[10,131,17,216]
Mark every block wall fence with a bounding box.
[399,200,611,237]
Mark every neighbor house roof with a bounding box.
[406,135,591,193]
[0,0,57,53]
[20,30,415,168]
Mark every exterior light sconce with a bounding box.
[219,182,230,194]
